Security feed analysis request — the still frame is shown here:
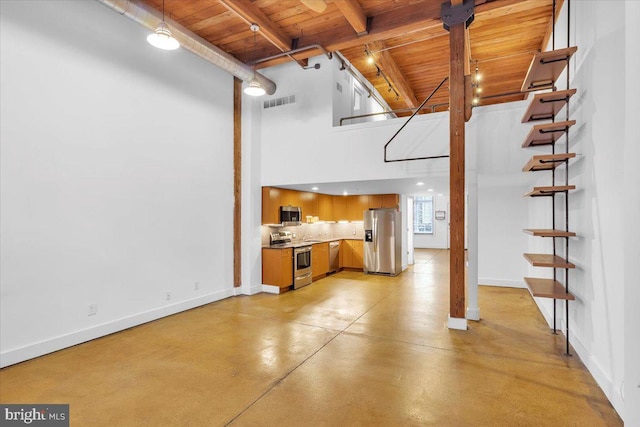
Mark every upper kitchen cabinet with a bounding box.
[347,195,369,221]
[280,189,300,207]
[368,195,382,209]
[318,194,333,221]
[299,192,318,219]
[368,194,399,209]
[262,186,282,225]
[382,194,399,209]
[333,196,348,221]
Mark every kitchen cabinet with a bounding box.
[341,239,363,270]
[368,194,398,209]
[318,194,333,221]
[262,248,293,292]
[262,186,283,225]
[347,195,369,221]
[280,189,299,208]
[333,196,348,221]
[311,242,329,280]
[368,195,382,209]
[351,240,364,269]
[299,191,318,219]
[382,194,399,209]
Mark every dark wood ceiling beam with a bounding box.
[217,0,292,52]
[370,41,419,109]
[334,0,368,35]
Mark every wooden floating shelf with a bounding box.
[524,185,576,197]
[522,120,576,147]
[521,89,577,122]
[523,253,576,269]
[523,153,576,172]
[521,47,578,92]
[523,229,576,237]
[525,277,575,300]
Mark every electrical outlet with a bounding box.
[194,281,199,291]
[165,292,171,301]
[88,304,97,316]
[352,229,356,235]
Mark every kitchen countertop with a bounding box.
[263,237,349,249]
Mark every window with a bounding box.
[414,196,434,234]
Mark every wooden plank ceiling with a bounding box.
[141,0,557,115]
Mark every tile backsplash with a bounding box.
[261,222,365,246]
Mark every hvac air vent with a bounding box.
[263,95,296,109]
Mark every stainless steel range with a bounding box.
[293,245,312,289]
[269,231,312,289]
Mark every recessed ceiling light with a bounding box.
[438,193,443,197]
[427,188,434,192]
[416,182,424,186]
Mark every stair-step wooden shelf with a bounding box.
[521,89,577,122]
[523,229,576,237]
[521,46,578,92]
[524,185,576,197]
[523,153,576,172]
[525,277,575,300]
[522,120,576,147]
[524,253,576,269]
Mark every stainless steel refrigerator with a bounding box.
[363,208,402,276]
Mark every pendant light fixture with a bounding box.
[244,24,266,97]
[147,0,180,51]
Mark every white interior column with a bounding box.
[466,170,480,321]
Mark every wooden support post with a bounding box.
[233,78,242,288]
[448,22,467,327]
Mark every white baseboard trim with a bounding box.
[466,307,480,321]
[261,284,280,294]
[447,316,468,330]
[238,285,262,296]
[533,298,624,419]
[478,278,525,288]
[0,288,234,368]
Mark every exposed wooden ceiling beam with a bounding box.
[256,0,524,69]
[217,0,292,52]
[334,0,368,35]
[370,40,419,109]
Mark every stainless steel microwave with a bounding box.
[280,206,301,225]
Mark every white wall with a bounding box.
[624,2,640,423]
[469,101,534,288]
[0,1,235,366]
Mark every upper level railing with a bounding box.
[338,102,449,126]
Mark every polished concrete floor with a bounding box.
[0,249,621,426]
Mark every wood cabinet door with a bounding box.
[368,194,382,209]
[318,194,333,221]
[351,240,364,269]
[382,194,399,209]
[299,191,318,219]
[262,248,280,285]
[280,189,300,207]
[341,240,353,267]
[333,196,348,221]
[262,187,282,225]
[280,249,293,287]
[311,243,329,278]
